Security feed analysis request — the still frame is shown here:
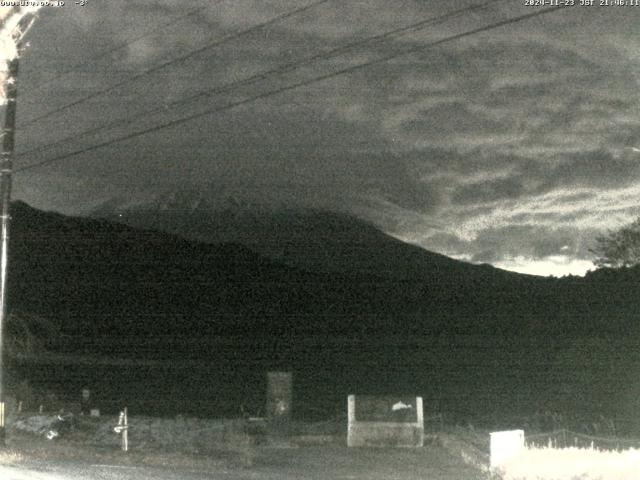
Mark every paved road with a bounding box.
[0,462,234,480]
[0,445,482,480]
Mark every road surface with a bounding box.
[0,445,482,479]
[1,462,236,480]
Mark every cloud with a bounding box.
[13,1,640,276]
[400,101,505,138]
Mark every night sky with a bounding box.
[7,0,640,276]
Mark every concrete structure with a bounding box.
[81,388,91,415]
[266,371,292,420]
[266,371,292,440]
[347,395,424,447]
[490,429,525,469]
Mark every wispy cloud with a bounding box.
[14,1,640,276]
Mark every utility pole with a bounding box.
[0,55,18,446]
[0,9,39,446]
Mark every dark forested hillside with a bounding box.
[7,202,640,425]
[9,201,640,343]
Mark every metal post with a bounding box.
[0,57,19,446]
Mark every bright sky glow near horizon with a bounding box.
[7,0,640,277]
[495,257,595,277]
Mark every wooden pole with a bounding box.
[0,9,40,448]
[0,57,19,447]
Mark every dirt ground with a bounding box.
[249,444,486,480]
[3,413,490,479]
[2,431,487,480]
[1,444,487,480]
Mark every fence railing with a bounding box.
[525,428,640,451]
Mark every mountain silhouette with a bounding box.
[91,190,526,283]
[6,200,540,342]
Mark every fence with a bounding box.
[525,428,640,451]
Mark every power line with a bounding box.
[17,4,566,173]
[17,0,332,129]
[17,0,506,159]
[25,4,209,93]
[16,5,568,174]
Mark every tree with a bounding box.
[591,217,640,269]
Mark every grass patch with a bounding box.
[0,448,24,465]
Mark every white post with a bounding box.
[347,395,356,447]
[123,407,128,452]
[416,397,424,425]
[416,396,424,445]
[114,409,129,452]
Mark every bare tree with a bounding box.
[591,218,640,269]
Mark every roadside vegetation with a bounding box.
[7,411,640,479]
